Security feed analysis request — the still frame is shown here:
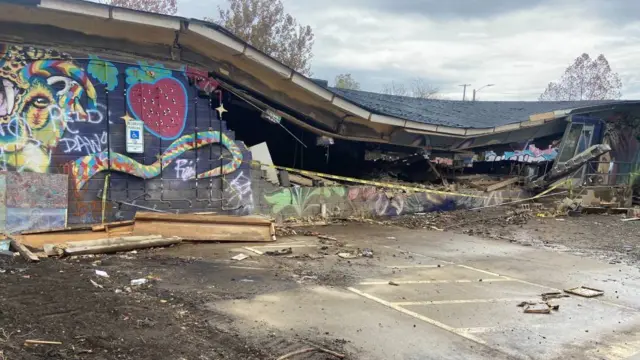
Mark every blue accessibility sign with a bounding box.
[130,130,140,140]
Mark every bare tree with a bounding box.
[334,74,360,90]
[209,0,315,76]
[98,0,177,15]
[382,79,439,99]
[539,53,622,101]
[411,79,440,99]
[382,81,409,96]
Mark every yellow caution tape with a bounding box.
[242,159,486,198]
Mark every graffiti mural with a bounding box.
[71,130,242,189]
[263,187,346,217]
[0,42,248,227]
[0,172,68,233]
[263,185,524,218]
[485,142,559,163]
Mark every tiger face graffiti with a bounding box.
[0,45,96,171]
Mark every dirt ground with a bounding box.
[1,205,639,359]
[0,252,349,360]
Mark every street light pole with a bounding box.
[459,84,471,101]
[472,84,495,101]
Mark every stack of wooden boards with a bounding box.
[11,212,276,256]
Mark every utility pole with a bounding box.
[473,84,495,101]
[459,84,470,101]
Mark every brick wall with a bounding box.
[0,43,251,226]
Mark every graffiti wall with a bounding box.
[260,185,524,219]
[0,172,67,233]
[484,142,559,163]
[0,43,251,225]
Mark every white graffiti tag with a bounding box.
[224,171,254,214]
[174,159,196,181]
[59,132,107,154]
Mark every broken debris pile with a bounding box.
[7,212,277,258]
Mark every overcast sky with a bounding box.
[178,0,640,101]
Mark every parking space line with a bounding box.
[386,264,444,268]
[347,287,485,343]
[347,287,522,358]
[457,264,503,277]
[390,246,640,312]
[228,266,270,271]
[393,298,529,306]
[249,244,318,248]
[383,246,455,264]
[457,323,556,334]
[359,278,513,285]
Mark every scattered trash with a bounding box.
[114,289,123,294]
[388,281,399,286]
[523,302,551,314]
[95,270,109,278]
[386,237,396,240]
[517,301,536,307]
[303,231,320,236]
[231,254,250,261]
[264,248,293,256]
[541,292,570,301]
[130,278,148,286]
[564,286,604,298]
[24,340,63,346]
[337,252,357,259]
[243,247,263,255]
[361,248,374,258]
[317,235,337,241]
[0,240,10,251]
[89,279,103,289]
[239,279,255,283]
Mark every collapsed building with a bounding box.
[0,0,637,233]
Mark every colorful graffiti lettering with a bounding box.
[485,143,558,163]
[72,130,242,189]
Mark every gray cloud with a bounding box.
[176,0,640,101]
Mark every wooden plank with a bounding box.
[133,220,273,242]
[91,220,135,232]
[64,237,181,255]
[135,212,272,226]
[15,225,134,249]
[485,177,521,192]
[288,174,313,186]
[10,239,39,262]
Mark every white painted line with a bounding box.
[386,264,444,269]
[457,323,557,334]
[393,298,529,306]
[359,278,513,285]
[228,266,269,271]
[347,287,484,343]
[250,244,318,249]
[243,247,263,255]
[347,287,523,358]
[383,245,455,264]
[457,264,503,277]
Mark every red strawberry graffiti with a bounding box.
[127,77,187,140]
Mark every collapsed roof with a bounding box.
[2,0,637,151]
